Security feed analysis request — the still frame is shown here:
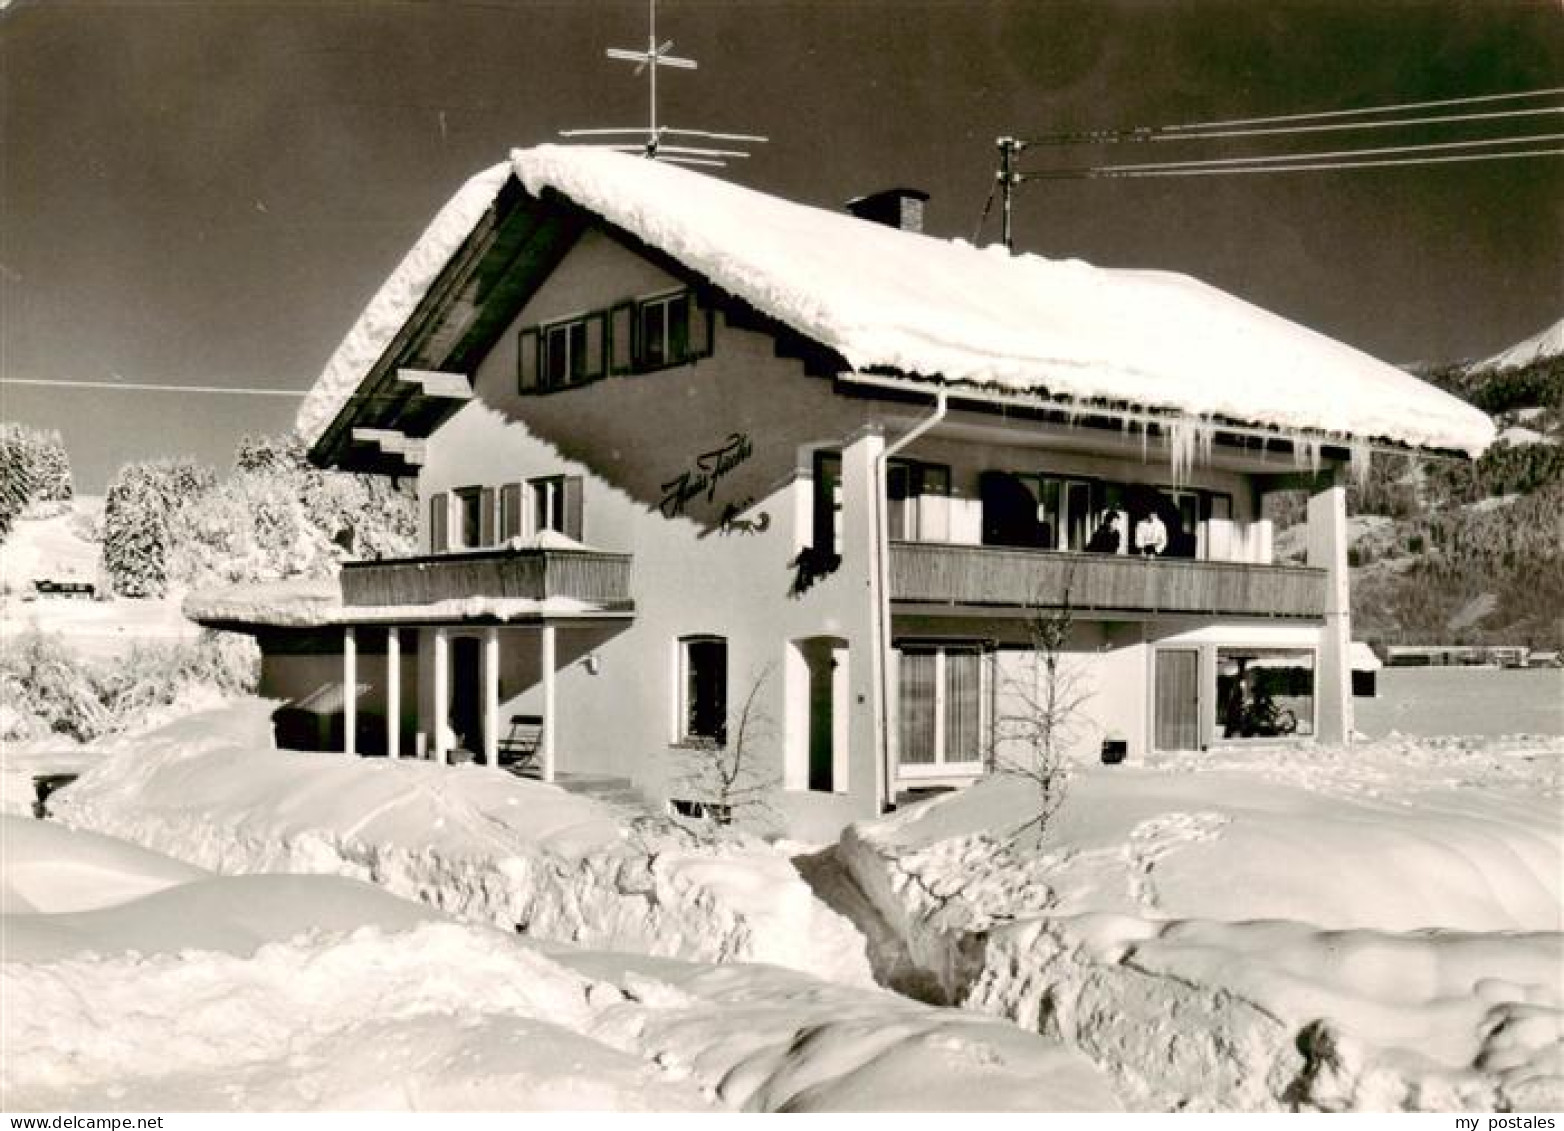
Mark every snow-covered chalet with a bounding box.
[190,145,1494,838]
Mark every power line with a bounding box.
[1021,147,1564,181]
[1022,85,1564,146]
[1018,132,1564,179]
[1027,104,1563,147]
[1,377,306,397]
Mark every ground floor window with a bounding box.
[680,635,728,745]
[1217,647,1316,738]
[898,643,986,769]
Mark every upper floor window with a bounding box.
[428,475,582,553]
[520,288,713,394]
[887,458,950,542]
[453,486,487,549]
[812,451,843,557]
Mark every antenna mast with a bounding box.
[560,0,767,167]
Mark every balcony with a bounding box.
[889,541,1326,619]
[341,547,633,609]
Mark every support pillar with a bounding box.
[540,622,556,783]
[342,625,357,756]
[433,627,450,765]
[386,627,401,759]
[483,626,500,768]
[1307,466,1353,745]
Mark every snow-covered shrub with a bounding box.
[0,631,114,742]
[101,458,215,597]
[0,629,258,743]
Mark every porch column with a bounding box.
[433,626,451,765]
[483,626,500,767]
[1307,466,1353,745]
[386,627,401,759]
[540,621,556,783]
[342,625,357,756]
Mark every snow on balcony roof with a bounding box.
[182,578,622,629]
[298,145,1494,458]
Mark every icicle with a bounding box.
[1290,434,1322,475]
[1348,439,1373,487]
[1165,416,1215,485]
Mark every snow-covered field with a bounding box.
[1,814,1116,1111]
[1357,667,1563,739]
[839,734,1563,1112]
[0,502,198,660]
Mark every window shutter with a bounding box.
[430,492,449,554]
[518,327,540,393]
[499,482,523,542]
[479,486,496,546]
[608,302,635,375]
[688,293,714,360]
[583,311,607,381]
[562,476,584,542]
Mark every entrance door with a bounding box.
[800,637,848,792]
[450,637,483,756]
[1154,648,1200,750]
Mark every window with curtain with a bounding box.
[897,644,986,769]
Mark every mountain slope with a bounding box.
[1346,321,1564,650]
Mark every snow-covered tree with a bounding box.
[102,458,215,597]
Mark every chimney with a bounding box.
[846,188,930,234]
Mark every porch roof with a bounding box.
[297,145,1493,461]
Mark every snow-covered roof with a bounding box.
[298,145,1495,458]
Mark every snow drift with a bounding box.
[840,736,1563,1112]
[48,700,872,985]
[2,816,1115,1112]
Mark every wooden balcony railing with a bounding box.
[889,541,1326,618]
[341,548,633,608]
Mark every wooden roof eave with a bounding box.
[310,177,588,473]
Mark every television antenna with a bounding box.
[559,0,766,167]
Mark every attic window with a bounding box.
[520,290,713,394]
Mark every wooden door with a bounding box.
[1154,648,1201,751]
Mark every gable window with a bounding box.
[520,312,606,393]
[679,635,728,746]
[521,290,713,393]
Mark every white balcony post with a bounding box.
[342,625,357,756]
[540,622,556,783]
[386,627,401,759]
[483,626,500,768]
[1307,466,1353,745]
[433,627,451,765]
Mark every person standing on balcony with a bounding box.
[1134,510,1168,556]
[1086,513,1123,554]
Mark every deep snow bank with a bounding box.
[841,737,1563,1111]
[49,701,871,985]
[3,819,1115,1112]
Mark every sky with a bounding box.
[2,0,1561,490]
